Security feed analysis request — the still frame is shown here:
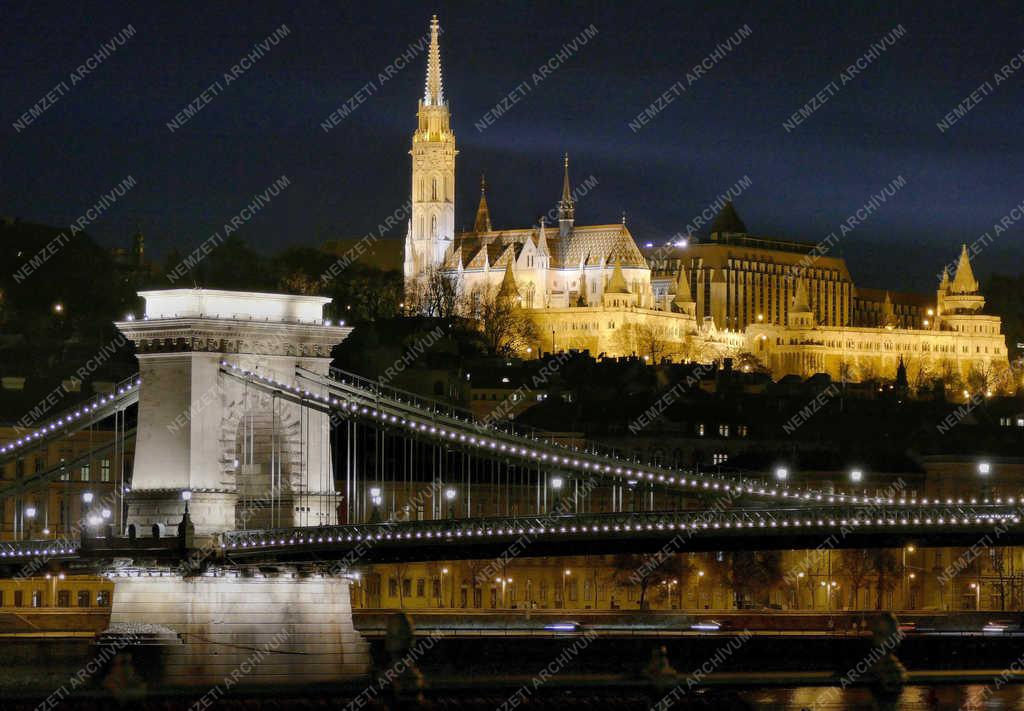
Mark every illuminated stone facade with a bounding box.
[402,18,1010,387]
[747,247,1009,386]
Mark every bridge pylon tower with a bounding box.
[115,289,351,537]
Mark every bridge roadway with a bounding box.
[214,504,1024,564]
[0,503,1020,574]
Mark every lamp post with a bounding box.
[697,570,705,609]
[24,506,36,541]
[562,569,571,609]
[550,476,563,512]
[179,490,194,545]
[496,577,512,608]
[794,571,805,609]
[979,461,992,500]
[902,545,915,609]
[665,578,678,610]
[440,567,448,608]
[970,582,981,610]
[81,491,94,535]
[369,487,382,523]
[445,487,457,519]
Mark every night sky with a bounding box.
[3,1,1023,292]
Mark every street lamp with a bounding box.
[697,570,705,609]
[550,477,563,511]
[901,545,916,608]
[978,462,991,476]
[850,469,863,484]
[368,487,382,523]
[440,567,448,608]
[970,582,981,610]
[775,467,788,482]
[496,577,513,608]
[562,569,571,609]
[181,489,192,515]
[82,492,94,504]
[445,487,457,518]
[24,506,36,540]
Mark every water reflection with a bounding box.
[741,684,1024,710]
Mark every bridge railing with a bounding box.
[220,504,1021,551]
[0,538,80,560]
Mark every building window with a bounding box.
[416,579,426,598]
[80,464,90,482]
[388,578,398,597]
[402,579,412,598]
[77,590,90,608]
[101,459,111,482]
[737,425,749,437]
[719,424,730,437]
[697,424,705,437]
[31,591,42,608]
[57,590,70,607]
[97,591,111,607]
[432,578,441,600]
[713,453,729,465]
[14,591,24,607]
[540,581,548,602]
[473,588,482,608]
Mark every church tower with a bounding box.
[405,15,457,285]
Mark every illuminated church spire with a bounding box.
[424,15,444,106]
[405,15,457,288]
[558,153,575,238]
[474,175,492,232]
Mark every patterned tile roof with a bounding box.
[448,224,648,271]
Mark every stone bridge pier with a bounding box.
[107,573,370,687]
